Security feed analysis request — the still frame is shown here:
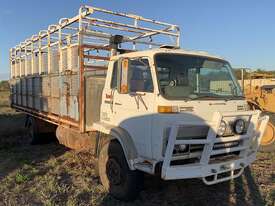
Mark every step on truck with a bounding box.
[9,5,269,200]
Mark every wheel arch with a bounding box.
[96,124,138,170]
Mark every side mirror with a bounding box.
[118,58,129,94]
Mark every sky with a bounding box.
[1,0,275,79]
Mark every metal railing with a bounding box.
[9,5,180,131]
[9,5,180,78]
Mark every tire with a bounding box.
[98,140,143,201]
[25,116,57,145]
[25,116,39,145]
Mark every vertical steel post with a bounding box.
[31,39,34,75]
[47,30,51,74]
[58,26,62,73]
[9,49,13,79]
[25,43,28,76]
[78,7,85,132]
[241,68,245,93]
[38,35,42,74]
[19,47,22,77]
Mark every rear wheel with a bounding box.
[25,116,57,145]
[98,140,143,201]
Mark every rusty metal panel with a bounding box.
[27,77,33,95]
[22,95,27,107]
[58,74,79,121]
[85,76,105,131]
[15,61,20,77]
[26,57,32,75]
[33,55,39,74]
[60,96,67,116]
[10,80,16,105]
[49,49,59,73]
[34,96,41,110]
[16,79,20,94]
[27,95,33,108]
[60,75,69,117]
[50,75,60,98]
[12,94,16,104]
[33,76,42,95]
[41,96,49,112]
[60,47,68,72]
[41,52,48,73]
[68,45,79,71]
[17,94,22,105]
[22,78,27,95]
[42,76,50,96]
[21,60,25,76]
[69,95,79,120]
[15,79,21,105]
[49,97,60,115]
[70,74,79,96]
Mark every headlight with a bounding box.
[217,120,227,136]
[174,144,189,154]
[234,119,246,134]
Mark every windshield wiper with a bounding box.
[189,94,245,101]
[189,94,219,100]
[223,95,245,101]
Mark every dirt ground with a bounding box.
[0,90,274,206]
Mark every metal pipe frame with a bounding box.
[10,5,181,133]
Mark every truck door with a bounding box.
[109,57,155,157]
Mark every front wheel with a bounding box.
[98,140,143,201]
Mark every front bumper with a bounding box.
[161,110,269,185]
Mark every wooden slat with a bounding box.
[84,65,108,70]
[82,44,111,51]
[83,55,110,61]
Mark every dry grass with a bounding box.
[0,88,274,206]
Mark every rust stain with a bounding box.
[11,104,79,128]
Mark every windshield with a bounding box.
[155,53,243,100]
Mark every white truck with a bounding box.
[9,5,269,200]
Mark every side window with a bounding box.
[128,59,153,93]
[110,61,118,89]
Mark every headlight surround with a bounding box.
[217,120,227,136]
[234,119,246,134]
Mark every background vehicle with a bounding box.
[240,71,275,151]
[9,5,268,200]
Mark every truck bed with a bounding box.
[10,73,106,131]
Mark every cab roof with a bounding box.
[110,48,226,62]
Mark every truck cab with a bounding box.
[96,47,268,185]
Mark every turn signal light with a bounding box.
[158,106,178,113]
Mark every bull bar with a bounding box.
[161,110,269,185]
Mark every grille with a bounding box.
[213,140,240,150]
[163,124,244,165]
[209,152,240,164]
